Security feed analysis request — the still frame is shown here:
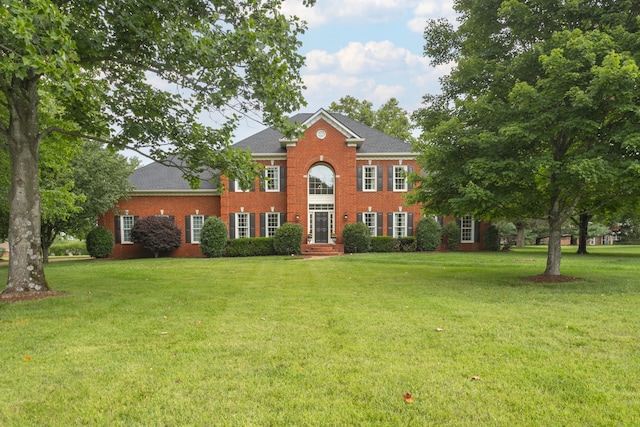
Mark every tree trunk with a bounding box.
[576,213,591,255]
[544,201,564,276]
[515,222,526,249]
[2,75,50,295]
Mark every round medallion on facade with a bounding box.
[316,129,327,139]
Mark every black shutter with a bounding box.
[229,214,235,239]
[280,213,286,226]
[408,166,414,190]
[387,166,393,191]
[356,213,362,223]
[408,213,414,236]
[169,215,175,223]
[377,166,383,191]
[229,180,236,192]
[260,170,266,192]
[357,166,363,191]
[114,216,121,244]
[260,213,265,237]
[377,213,383,237]
[185,216,191,243]
[280,167,286,191]
[250,213,256,237]
[387,213,393,236]
[475,221,481,243]
[437,216,443,226]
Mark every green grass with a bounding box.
[1,247,639,426]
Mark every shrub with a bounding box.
[86,226,114,258]
[370,236,396,252]
[395,237,417,252]
[48,241,88,256]
[273,223,303,255]
[343,222,371,253]
[226,238,276,257]
[200,216,228,258]
[416,216,442,251]
[442,221,460,251]
[131,215,181,258]
[484,224,501,251]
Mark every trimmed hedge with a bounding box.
[273,223,303,255]
[416,216,441,251]
[484,224,501,251]
[369,236,396,253]
[226,238,276,257]
[200,216,228,258]
[395,237,417,252]
[49,241,88,256]
[86,226,114,258]
[342,222,371,253]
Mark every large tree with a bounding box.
[410,0,640,276]
[329,96,416,143]
[0,0,314,295]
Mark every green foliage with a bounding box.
[370,236,396,252]
[442,222,460,251]
[273,223,303,255]
[199,217,228,258]
[342,222,371,253]
[48,241,87,256]
[131,216,181,258]
[484,225,501,251]
[415,216,442,251]
[85,226,114,258]
[395,237,417,252]
[225,238,275,257]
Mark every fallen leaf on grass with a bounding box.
[24,355,31,361]
[402,392,414,403]
[160,331,168,336]
[435,328,444,332]
[471,376,481,381]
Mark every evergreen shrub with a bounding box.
[416,216,442,251]
[200,216,228,258]
[370,236,395,252]
[442,221,460,251]
[226,238,275,257]
[395,237,417,252]
[484,224,501,251]
[342,222,371,253]
[273,223,303,255]
[86,226,114,258]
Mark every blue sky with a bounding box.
[235,0,459,139]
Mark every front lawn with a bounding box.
[1,247,639,426]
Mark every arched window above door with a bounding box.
[308,164,334,195]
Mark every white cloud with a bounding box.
[408,1,457,33]
[283,0,410,28]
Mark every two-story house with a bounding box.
[98,109,486,258]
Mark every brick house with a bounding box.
[99,109,486,258]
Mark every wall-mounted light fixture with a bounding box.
[344,213,348,220]
[295,213,300,221]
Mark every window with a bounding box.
[393,212,407,238]
[460,216,474,243]
[233,179,252,192]
[363,212,377,236]
[265,212,280,237]
[393,165,408,192]
[236,213,250,238]
[191,215,205,243]
[363,166,377,191]
[265,166,280,192]
[308,164,334,195]
[121,215,135,243]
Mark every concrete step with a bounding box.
[301,243,343,257]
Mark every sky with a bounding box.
[234,0,459,139]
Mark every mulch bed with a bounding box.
[522,275,581,283]
[0,291,68,303]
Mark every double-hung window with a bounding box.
[190,215,205,243]
[363,212,377,236]
[393,212,407,238]
[460,216,474,243]
[236,213,250,238]
[121,215,135,243]
[393,165,408,192]
[265,212,280,237]
[264,166,280,192]
[363,166,377,191]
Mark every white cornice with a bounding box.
[132,190,219,196]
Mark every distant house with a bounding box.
[98,109,488,258]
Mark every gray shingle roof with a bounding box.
[232,111,413,154]
[129,160,218,191]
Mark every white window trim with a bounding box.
[234,179,252,192]
[265,212,280,237]
[121,215,135,244]
[236,212,250,238]
[461,216,474,243]
[393,165,408,192]
[363,165,377,192]
[265,166,280,192]
[363,212,377,236]
[393,212,407,238]
[191,214,205,244]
